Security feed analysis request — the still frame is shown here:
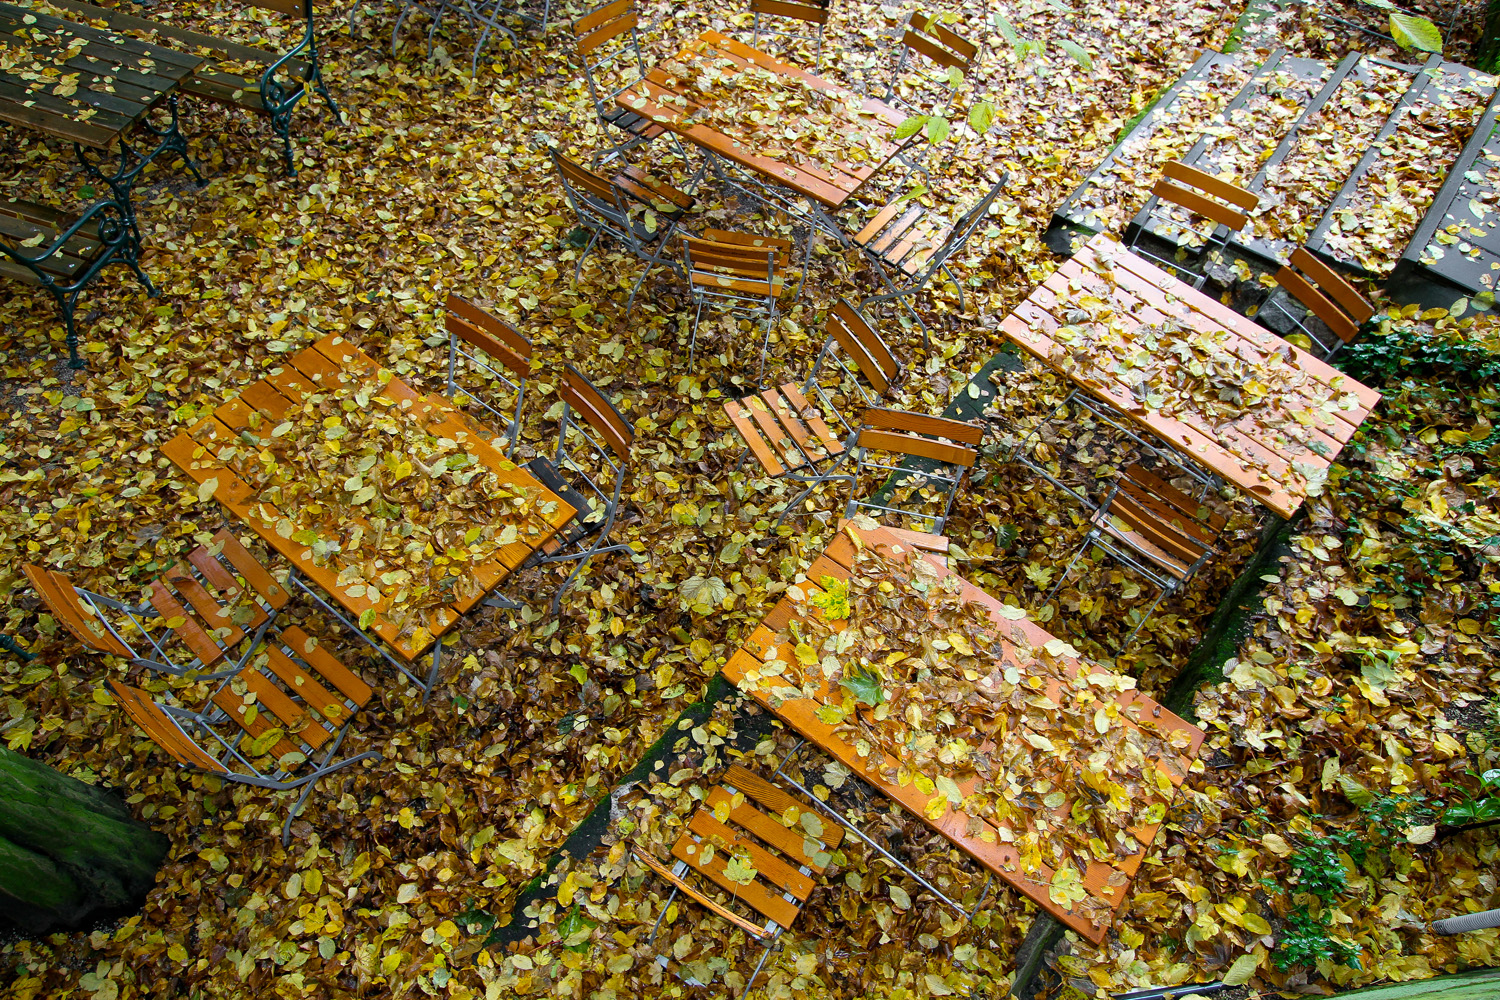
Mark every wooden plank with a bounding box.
[725,400,785,476]
[21,564,131,656]
[263,645,347,725]
[211,674,315,760]
[632,851,772,939]
[725,764,843,848]
[861,408,983,445]
[109,680,227,772]
[671,831,803,929]
[279,626,373,708]
[685,809,815,900]
[777,382,844,455]
[704,786,835,872]
[163,567,249,645]
[855,428,976,467]
[147,581,226,668]
[743,395,804,470]
[211,530,289,608]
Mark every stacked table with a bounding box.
[724,522,1205,941]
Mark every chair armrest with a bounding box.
[1,199,131,268]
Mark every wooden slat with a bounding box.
[210,672,316,760]
[211,531,289,608]
[861,408,983,445]
[725,400,786,476]
[446,295,532,374]
[279,626,373,708]
[185,545,242,596]
[148,581,226,668]
[828,299,896,395]
[241,668,329,751]
[1122,464,1226,531]
[1107,492,1208,567]
[263,645,347,725]
[1289,247,1374,324]
[725,764,843,847]
[21,564,132,656]
[704,786,835,873]
[559,366,632,458]
[751,0,829,24]
[575,8,636,54]
[163,567,249,646]
[109,681,227,772]
[742,396,804,470]
[671,831,803,929]
[1276,267,1359,344]
[1093,505,1195,580]
[633,851,771,938]
[686,809,815,899]
[617,166,696,211]
[777,382,843,455]
[1151,179,1250,232]
[1161,160,1258,210]
[856,429,976,468]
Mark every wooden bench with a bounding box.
[49,0,340,174]
[1,198,154,369]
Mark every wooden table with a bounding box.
[162,334,576,665]
[1001,233,1383,519]
[0,2,202,221]
[723,523,1205,942]
[619,30,908,213]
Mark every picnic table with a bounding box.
[723,522,1205,942]
[1001,234,1382,519]
[162,333,576,674]
[618,30,908,234]
[0,1,203,226]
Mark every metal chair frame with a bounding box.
[682,231,785,379]
[843,408,980,535]
[573,0,677,165]
[1042,470,1219,650]
[552,149,693,315]
[519,365,636,613]
[854,173,1007,349]
[23,537,285,680]
[352,0,517,76]
[1258,247,1375,360]
[444,294,532,459]
[878,11,979,178]
[110,626,380,845]
[1125,161,1257,292]
[749,0,831,69]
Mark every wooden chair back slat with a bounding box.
[109,681,228,773]
[1275,268,1358,344]
[280,626,374,707]
[263,646,347,725]
[1161,161,1258,211]
[670,830,802,929]
[1115,481,1217,553]
[903,12,979,68]
[704,786,835,873]
[726,400,787,476]
[164,567,258,643]
[1152,179,1250,232]
[211,530,290,609]
[751,0,830,23]
[702,228,794,255]
[560,365,633,459]
[828,299,898,396]
[856,428,977,467]
[445,295,533,374]
[248,0,304,16]
[1106,494,1206,568]
[573,0,633,35]
[22,564,132,656]
[776,382,844,455]
[1288,248,1374,323]
[147,582,228,668]
[186,545,243,596]
[554,152,627,208]
[860,407,984,446]
[725,764,845,848]
[575,6,637,54]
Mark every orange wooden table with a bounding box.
[1001,233,1382,518]
[724,523,1205,942]
[619,30,908,211]
[162,334,575,666]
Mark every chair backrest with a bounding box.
[446,295,532,377]
[445,295,533,453]
[1275,247,1375,348]
[750,0,830,26]
[854,407,981,468]
[808,298,901,410]
[1151,161,1258,233]
[683,231,783,300]
[23,564,134,657]
[572,0,647,111]
[1108,464,1220,569]
[552,150,636,238]
[888,10,979,110]
[667,764,843,933]
[558,364,633,462]
[750,0,831,64]
[110,680,230,773]
[926,172,1007,271]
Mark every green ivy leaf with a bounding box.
[839,667,883,706]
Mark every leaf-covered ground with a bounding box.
[1,0,1498,998]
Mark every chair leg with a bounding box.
[687,297,704,371]
[742,935,782,1000]
[1042,531,1094,612]
[1119,580,1174,651]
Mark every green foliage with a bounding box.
[839,665,883,706]
[1340,322,1500,385]
[1288,835,1357,901]
[1273,906,1361,971]
[1441,769,1500,828]
[1389,12,1443,53]
[557,904,597,952]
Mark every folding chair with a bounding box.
[1260,246,1375,359]
[723,300,903,533]
[109,623,380,846]
[850,173,1007,348]
[572,0,671,165]
[513,365,636,613]
[879,11,980,177]
[22,530,289,679]
[1043,463,1223,650]
[633,763,843,999]
[682,229,790,378]
[843,408,981,534]
[749,0,831,69]
[443,294,532,458]
[1125,161,1258,290]
[553,149,697,314]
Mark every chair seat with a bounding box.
[690,272,784,296]
[525,456,600,548]
[601,106,668,140]
[1090,507,1194,580]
